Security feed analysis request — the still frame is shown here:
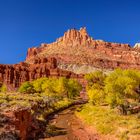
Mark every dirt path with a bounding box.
[41,106,99,140]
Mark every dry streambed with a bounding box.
[41,106,98,140]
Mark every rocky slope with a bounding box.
[0,57,84,89]
[1,27,140,89]
[26,27,140,73]
[0,107,42,140]
[0,28,140,140]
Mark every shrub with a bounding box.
[18,81,34,93]
[0,84,7,92]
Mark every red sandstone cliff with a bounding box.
[0,57,84,89]
[26,27,140,72]
[1,27,140,89]
[1,28,140,140]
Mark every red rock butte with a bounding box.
[0,27,140,89]
[26,27,140,71]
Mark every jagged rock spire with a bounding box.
[55,27,94,47]
[63,27,90,40]
[79,27,88,36]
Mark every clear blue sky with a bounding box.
[0,0,140,64]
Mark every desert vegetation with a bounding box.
[0,77,82,111]
[0,77,82,139]
[76,69,140,140]
[0,83,7,93]
[85,69,140,114]
[18,77,82,99]
[1,69,140,139]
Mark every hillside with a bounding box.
[1,27,140,89]
[0,28,140,140]
[26,27,140,73]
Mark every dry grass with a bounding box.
[76,104,140,140]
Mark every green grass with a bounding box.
[76,104,140,139]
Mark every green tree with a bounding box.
[45,77,67,99]
[43,77,82,99]
[88,87,105,105]
[85,71,106,104]
[85,71,106,89]
[105,69,140,114]
[66,79,82,99]
[32,77,48,93]
[18,77,82,100]
[18,81,34,93]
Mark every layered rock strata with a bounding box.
[0,57,84,90]
[26,28,140,72]
[1,27,140,89]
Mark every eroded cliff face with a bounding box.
[26,27,140,72]
[1,27,140,89]
[0,57,84,90]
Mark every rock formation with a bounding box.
[0,27,140,140]
[134,43,140,48]
[0,106,46,140]
[134,43,140,51]
[0,57,84,89]
[26,27,140,73]
[1,27,140,89]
